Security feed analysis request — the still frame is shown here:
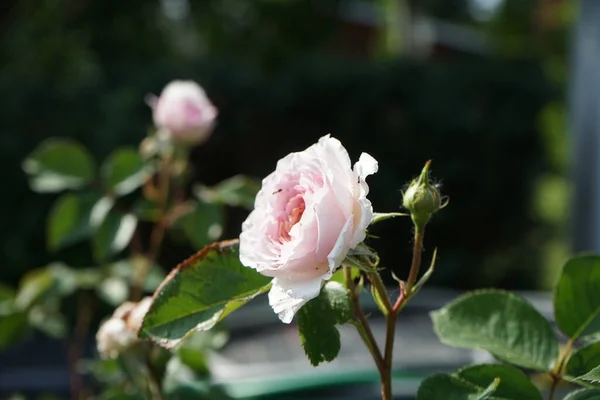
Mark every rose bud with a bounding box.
[239,135,378,323]
[402,160,443,228]
[148,80,218,145]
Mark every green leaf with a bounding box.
[140,240,271,347]
[555,255,600,339]
[162,356,231,400]
[329,266,360,285]
[456,364,542,399]
[29,306,67,338]
[23,138,95,192]
[297,281,352,366]
[93,212,137,262]
[578,365,600,384]
[564,389,600,400]
[568,342,600,378]
[46,263,79,296]
[0,283,15,300]
[194,175,260,209]
[476,380,500,400]
[74,268,104,289]
[0,284,16,315]
[132,199,160,222]
[15,268,56,310]
[0,311,29,350]
[416,374,499,400]
[176,329,228,376]
[101,148,153,196]
[178,201,224,249]
[431,290,558,371]
[371,212,409,224]
[47,193,113,251]
[14,264,79,311]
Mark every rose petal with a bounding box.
[268,276,324,323]
[327,216,354,274]
[349,152,378,248]
[355,153,378,181]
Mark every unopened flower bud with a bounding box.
[148,80,217,146]
[402,160,442,228]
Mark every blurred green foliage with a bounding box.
[0,0,567,291]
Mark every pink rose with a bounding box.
[148,80,218,145]
[239,135,378,323]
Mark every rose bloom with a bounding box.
[148,80,217,145]
[240,135,378,323]
[96,297,152,359]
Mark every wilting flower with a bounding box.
[239,135,378,323]
[96,297,152,359]
[148,80,217,145]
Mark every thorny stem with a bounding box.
[131,153,173,301]
[344,266,386,375]
[380,226,426,400]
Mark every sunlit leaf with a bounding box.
[101,148,153,196]
[23,138,95,192]
[555,255,600,339]
[178,201,224,249]
[141,240,271,348]
[431,290,558,371]
[47,192,112,251]
[93,212,138,262]
[564,389,600,400]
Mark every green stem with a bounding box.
[131,153,172,301]
[119,353,151,397]
[404,226,425,295]
[369,271,394,399]
[381,226,426,400]
[145,352,165,400]
[344,267,385,375]
[548,338,574,400]
[548,377,558,400]
[369,270,393,314]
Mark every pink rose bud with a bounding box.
[239,135,378,323]
[149,80,218,145]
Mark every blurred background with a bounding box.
[0,0,582,399]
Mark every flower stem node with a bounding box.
[402,160,444,229]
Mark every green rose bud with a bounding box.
[402,160,444,228]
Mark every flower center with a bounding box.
[278,194,305,242]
